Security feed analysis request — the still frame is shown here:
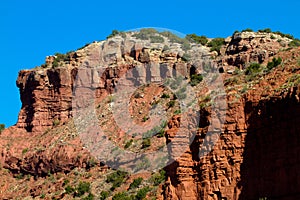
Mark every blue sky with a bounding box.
[1,0,300,127]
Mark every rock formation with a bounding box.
[0,29,299,199]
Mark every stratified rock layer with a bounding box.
[1,31,300,199]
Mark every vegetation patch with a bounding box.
[267,57,282,70]
[150,170,166,186]
[289,39,300,47]
[185,34,208,45]
[106,170,129,191]
[136,186,150,200]
[129,177,143,190]
[0,124,5,133]
[207,38,225,54]
[190,74,203,86]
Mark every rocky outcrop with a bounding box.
[1,30,300,199]
[163,47,300,199]
[220,31,292,72]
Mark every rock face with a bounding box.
[1,30,300,199]
[16,68,75,133]
[220,31,292,72]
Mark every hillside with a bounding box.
[0,28,300,200]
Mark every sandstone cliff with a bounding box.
[0,29,299,199]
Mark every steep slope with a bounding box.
[0,29,299,199]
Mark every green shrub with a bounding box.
[0,124,5,133]
[15,173,24,180]
[53,119,60,126]
[129,177,143,190]
[133,28,158,40]
[75,181,91,197]
[161,93,170,98]
[112,192,132,200]
[182,53,191,62]
[100,191,109,200]
[245,63,261,75]
[175,87,187,99]
[142,116,149,122]
[167,100,175,108]
[156,128,165,138]
[106,170,128,191]
[150,35,164,43]
[241,28,253,32]
[136,186,150,200]
[207,38,225,54]
[258,28,272,33]
[52,60,59,68]
[174,110,181,115]
[107,30,121,39]
[190,74,203,86]
[289,39,300,47]
[185,34,208,45]
[150,170,166,186]
[267,57,282,70]
[142,138,151,148]
[124,139,133,149]
[65,185,75,194]
[273,31,294,39]
[63,179,70,186]
[22,148,29,154]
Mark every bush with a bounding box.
[150,35,164,43]
[185,34,208,45]
[289,39,300,47]
[133,28,158,40]
[245,63,261,75]
[207,38,225,54]
[107,30,121,39]
[241,28,253,32]
[124,139,133,149]
[174,110,181,115]
[112,192,132,200]
[106,170,128,191]
[65,185,75,194]
[258,28,272,33]
[0,124,5,133]
[75,181,91,197]
[267,57,282,70]
[161,93,170,98]
[167,100,175,108]
[273,31,294,39]
[100,191,109,200]
[136,187,150,200]
[52,60,59,68]
[156,128,165,138]
[129,177,143,190]
[142,138,151,148]
[150,170,166,186]
[53,119,60,126]
[190,74,203,86]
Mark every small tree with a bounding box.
[267,57,282,70]
[185,34,208,45]
[0,124,5,133]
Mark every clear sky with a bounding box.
[1,0,300,127]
